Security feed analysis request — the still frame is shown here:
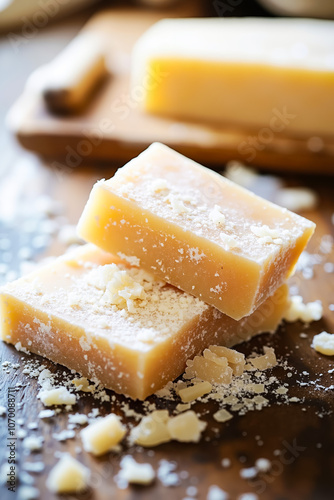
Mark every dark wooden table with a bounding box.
[1,3,334,500]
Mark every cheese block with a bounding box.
[132,18,334,138]
[0,245,288,400]
[77,143,315,320]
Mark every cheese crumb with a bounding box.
[150,178,168,193]
[117,252,140,267]
[38,387,76,406]
[86,263,146,313]
[312,331,334,356]
[130,410,171,447]
[213,409,233,423]
[209,205,226,226]
[81,414,126,456]
[185,345,245,384]
[46,454,89,493]
[255,458,271,472]
[118,456,155,485]
[22,436,44,452]
[167,193,191,214]
[207,484,229,500]
[179,381,213,403]
[219,232,238,249]
[250,225,280,243]
[167,411,207,443]
[249,347,277,370]
[284,295,323,323]
[72,377,95,393]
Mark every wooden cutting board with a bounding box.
[7,4,334,173]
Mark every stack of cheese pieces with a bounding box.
[0,143,315,399]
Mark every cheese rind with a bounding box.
[132,18,334,138]
[77,143,314,320]
[0,245,288,400]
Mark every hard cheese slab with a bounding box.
[7,6,334,173]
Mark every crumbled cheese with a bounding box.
[312,331,334,356]
[240,466,258,479]
[117,252,140,267]
[213,409,233,423]
[46,454,89,493]
[219,232,238,249]
[284,295,323,322]
[167,411,207,443]
[150,178,168,193]
[209,205,226,226]
[53,429,76,441]
[72,377,95,393]
[250,224,281,244]
[23,462,45,473]
[207,484,229,500]
[85,263,146,313]
[15,342,30,354]
[118,456,155,485]
[209,345,245,376]
[81,414,126,456]
[38,387,76,406]
[38,409,55,419]
[69,413,89,426]
[22,436,44,452]
[179,381,213,403]
[167,193,191,214]
[130,410,171,447]
[185,345,245,384]
[248,347,277,370]
[255,458,271,472]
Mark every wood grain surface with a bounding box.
[1,3,334,500]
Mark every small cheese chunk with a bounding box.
[178,381,213,403]
[81,414,126,456]
[249,347,277,370]
[130,410,171,447]
[38,387,76,407]
[312,331,334,356]
[77,143,315,320]
[213,409,233,423]
[167,411,207,443]
[185,345,245,384]
[118,456,155,485]
[46,454,89,493]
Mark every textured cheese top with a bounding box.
[2,245,208,353]
[104,143,315,265]
[133,17,334,72]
